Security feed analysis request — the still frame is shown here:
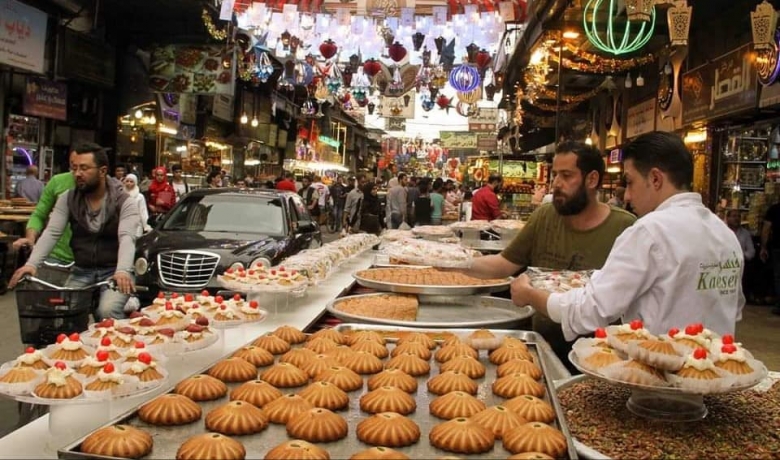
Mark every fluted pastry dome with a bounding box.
[350,446,409,460]
[314,365,364,392]
[462,329,502,350]
[434,342,478,363]
[232,346,275,367]
[385,353,430,377]
[502,337,530,350]
[391,341,432,360]
[429,391,486,419]
[176,433,246,460]
[34,368,83,399]
[260,362,309,388]
[207,357,258,383]
[396,332,436,350]
[360,386,417,415]
[429,417,495,454]
[252,334,292,355]
[341,351,384,375]
[439,355,486,379]
[304,338,340,354]
[230,380,283,407]
[497,359,543,380]
[489,344,534,365]
[264,440,330,460]
[301,355,343,378]
[507,453,554,460]
[503,422,567,458]
[441,335,461,347]
[503,395,556,424]
[356,412,421,447]
[263,394,315,424]
[298,381,350,410]
[492,373,546,398]
[324,345,356,364]
[205,400,269,435]
[175,374,228,401]
[0,367,37,384]
[347,330,385,346]
[139,394,202,426]
[308,328,348,345]
[350,339,389,359]
[470,405,527,440]
[280,348,318,368]
[426,370,478,396]
[367,368,418,393]
[272,325,307,344]
[582,348,622,370]
[286,407,348,443]
[81,425,153,458]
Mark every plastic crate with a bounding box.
[15,288,95,347]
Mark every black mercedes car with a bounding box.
[133,188,322,302]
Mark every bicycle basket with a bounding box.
[15,288,94,347]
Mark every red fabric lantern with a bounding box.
[388,42,407,63]
[476,49,492,70]
[319,40,338,59]
[363,59,382,77]
[436,94,451,109]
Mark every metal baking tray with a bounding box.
[326,293,534,328]
[59,326,576,460]
[461,240,508,253]
[354,268,512,295]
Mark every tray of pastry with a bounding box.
[354,267,512,295]
[325,293,534,328]
[59,324,576,460]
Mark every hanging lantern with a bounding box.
[625,0,655,22]
[294,61,314,86]
[367,101,376,115]
[434,36,445,54]
[280,30,292,47]
[465,43,480,63]
[342,67,353,87]
[457,87,482,105]
[301,99,316,117]
[448,62,481,93]
[314,80,330,101]
[290,36,301,55]
[429,86,439,100]
[456,102,476,117]
[436,94,451,110]
[584,0,656,56]
[319,39,338,59]
[475,49,492,71]
[381,26,395,47]
[255,51,275,83]
[422,47,431,66]
[752,0,779,50]
[412,32,426,52]
[667,1,692,47]
[363,59,382,77]
[484,83,497,101]
[349,54,361,69]
[388,42,408,63]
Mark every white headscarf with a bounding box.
[124,173,140,198]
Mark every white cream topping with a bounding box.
[45,368,73,387]
[674,332,711,347]
[17,350,43,365]
[97,370,124,383]
[114,333,134,344]
[216,310,236,319]
[97,344,118,354]
[91,327,113,336]
[240,305,261,315]
[717,348,748,363]
[682,355,717,372]
[616,324,652,338]
[129,361,157,373]
[160,310,184,319]
[60,338,83,351]
[180,331,203,340]
[152,297,167,305]
[136,327,156,336]
[81,356,108,368]
[123,348,146,359]
[197,295,214,304]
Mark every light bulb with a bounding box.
[149,115,157,124]
[625,73,633,88]
[664,62,673,75]
[134,109,143,119]
[585,138,593,145]
[240,113,249,124]
[251,118,259,127]
[636,74,645,87]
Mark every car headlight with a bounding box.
[250,257,271,270]
[134,257,148,275]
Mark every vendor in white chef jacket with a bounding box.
[510,131,745,339]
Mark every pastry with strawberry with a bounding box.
[88,318,116,340]
[77,350,115,377]
[666,323,713,351]
[213,304,239,322]
[177,318,215,344]
[149,328,177,346]
[667,348,732,393]
[96,336,122,360]
[239,300,265,321]
[711,334,766,386]
[154,302,187,329]
[34,361,83,399]
[85,362,129,393]
[13,346,48,370]
[606,320,654,355]
[123,341,157,363]
[47,333,92,362]
[123,352,165,383]
[133,317,158,337]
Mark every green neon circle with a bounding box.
[583,0,656,56]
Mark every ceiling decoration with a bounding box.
[583,0,656,56]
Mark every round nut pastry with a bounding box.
[280,348,318,368]
[314,365,364,392]
[272,325,307,344]
[230,380,283,407]
[489,344,534,365]
[252,334,292,355]
[298,381,350,411]
[462,329,502,350]
[304,337,339,354]
[81,425,153,459]
[396,332,436,350]
[384,353,431,377]
[175,374,228,401]
[308,328,347,345]
[350,339,389,359]
[470,405,527,440]
[341,351,384,375]
[261,362,309,388]
[391,341,432,360]
[232,346,275,368]
[497,359,543,380]
[138,393,202,426]
[434,342,479,363]
[492,373,546,399]
[286,407,348,443]
[265,440,330,460]
[301,354,342,379]
[263,394,315,424]
[429,391,486,419]
[177,433,245,460]
[207,357,258,383]
[367,368,418,393]
[324,345,356,364]
[356,412,421,448]
[350,446,409,460]
[429,417,495,454]
[360,386,417,415]
[346,330,386,346]
[205,400,269,436]
[426,370,478,396]
[502,422,567,458]
[503,395,556,424]
[507,453,554,460]
[439,355,486,379]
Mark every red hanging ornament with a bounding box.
[363,59,382,77]
[319,39,338,59]
[436,94,451,109]
[388,42,408,63]
[475,49,492,70]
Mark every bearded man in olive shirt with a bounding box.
[469,141,636,363]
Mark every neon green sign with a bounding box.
[583,0,656,56]
[318,135,341,148]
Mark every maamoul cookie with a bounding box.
[434,342,479,363]
[272,325,307,344]
[280,348,318,368]
[207,357,258,383]
[439,355,486,379]
[489,344,534,365]
[301,354,342,378]
[426,370,478,395]
[429,417,495,454]
[391,341,432,360]
[230,380,283,407]
[81,425,153,458]
[367,368,418,393]
[356,412,421,447]
[360,386,417,415]
[175,374,228,401]
[205,400,269,435]
[350,339,389,359]
[470,405,527,440]
[492,373,546,398]
[177,433,245,460]
[429,391,486,419]
[253,334,292,355]
[324,345,356,364]
[396,332,436,350]
[507,453,554,460]
[298,381,350,410]
[384,353,430,377]
[308,328,347,345]
[503,395,555,423]
[350,447,409,460]
[263,394,315,424]
[286,407,348,443]
[232,346,275,367]
[341,351,384,374]
[139,393,202,426]
[265,440,330,460]
[502,422,567,458]
[462,329,502,350]
[314,365,364,392]
[497,359,543,380]
[261,362,309,388]
[347,330,385,346]
[304,337,339,354]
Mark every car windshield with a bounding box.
[161,194,286,236]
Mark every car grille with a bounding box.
[157,251,220,288]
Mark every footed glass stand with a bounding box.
[626,389,707,421]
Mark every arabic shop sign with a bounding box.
[682,44,758,125]
[318,135,341,148]
[0,0,47,74]
[23,77,67,121]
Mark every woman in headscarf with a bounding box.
[359,181,383,235]
[148,166,175,219]
[123,174,151,237]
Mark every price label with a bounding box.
[432,6,447,26]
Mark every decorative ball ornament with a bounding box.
[584,0,656,56]
[436,94,451,110]
[456,102,476,117]
[388,42,408,63]
[319,39,338,59]
[457,87,482,105]
[448,62,481,93]
[363,59,382,77]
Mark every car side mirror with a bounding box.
[297,221,317,233]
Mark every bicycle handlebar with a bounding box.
[19,275,149,293]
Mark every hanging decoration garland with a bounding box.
[583,0,656,56]
[528,84,607,105]
[549,43,656,74]
[202,9,228,41]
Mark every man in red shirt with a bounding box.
[471,174,507,221]
[276,172,297,192]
